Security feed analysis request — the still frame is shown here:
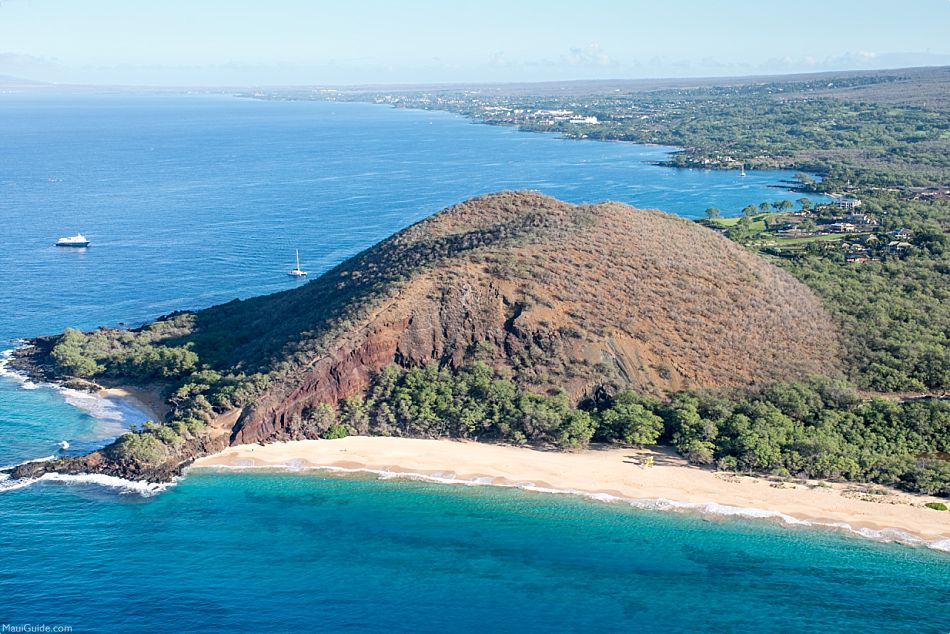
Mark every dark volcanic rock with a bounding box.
[4,431,230,484]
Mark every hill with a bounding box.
[199,191,838,443]
[10,191,838,467]
[11,193,949,494]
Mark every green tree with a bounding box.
[728,215,754,241]
[704,207,721,219]
[665,394,718,465]
[556,410,595,449]
[598,391,664,446]
[50,328,103,378]
[797,197,812,211]
[340,395,371,434]
[322,423,349,439]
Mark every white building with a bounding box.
[832,197,862,210]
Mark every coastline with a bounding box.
[96,385,168,423]
[348,99,824,190]
[1,346,166,458]
[191,436,950,550]
[3,341,168,423]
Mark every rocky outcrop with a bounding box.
[4,430,229,483]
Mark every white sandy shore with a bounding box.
[191,436,950,548]
[97,386,168,422]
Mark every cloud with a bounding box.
[0,52,64,81]
[563,44,612,67]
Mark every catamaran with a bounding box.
[288,249,307,277]
[56,233,90,247]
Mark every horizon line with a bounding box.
[3,63,948,92]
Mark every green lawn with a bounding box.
[706,212,777,232]
[760,232,868,246]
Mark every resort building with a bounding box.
[832,197,862,210]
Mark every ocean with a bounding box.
[0,94,945,633]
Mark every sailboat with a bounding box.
[288,249,307,277]
[739,165,747,177]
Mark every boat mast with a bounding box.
[295,249,300,271]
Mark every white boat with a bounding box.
[288,249,307,277]
[56,233,90,247]
[58,440,70,450]
[740,165,747,177]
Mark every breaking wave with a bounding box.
[1,345,149,440]
[0,347,28,383]
[0,470,172,496]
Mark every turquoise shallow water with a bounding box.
[1,472,947,633]
[1,95,945,632]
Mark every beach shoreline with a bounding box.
[191,436,950,550]
[96,385,169,423]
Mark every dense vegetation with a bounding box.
[282,362,949,496]
[745,195,950,392]
[48,317,270,464]
[783,252,948,392]
[662,382,949,496]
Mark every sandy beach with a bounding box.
[191,436,950,547]
[97,385,169,422]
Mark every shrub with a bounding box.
[924,502,947,511]
[597,391,663,446]
[108,432,169,464]
[322,424,349,440]
[50,328,103,377]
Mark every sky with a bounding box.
[1,0,949,86]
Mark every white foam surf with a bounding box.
[191,461,950,553]
[0,345,150,441]
[0,473,38,493]
[57,387,132,438]
[38,472,172,496]
[0,470,173,496]
[0,347,29,384]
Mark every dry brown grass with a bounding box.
[214,191,842,441]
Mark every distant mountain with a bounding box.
[0,74,46,86]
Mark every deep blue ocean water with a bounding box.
[1,95,945,633]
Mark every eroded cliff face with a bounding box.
[232,272,515,443]
[229,191,841,444]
